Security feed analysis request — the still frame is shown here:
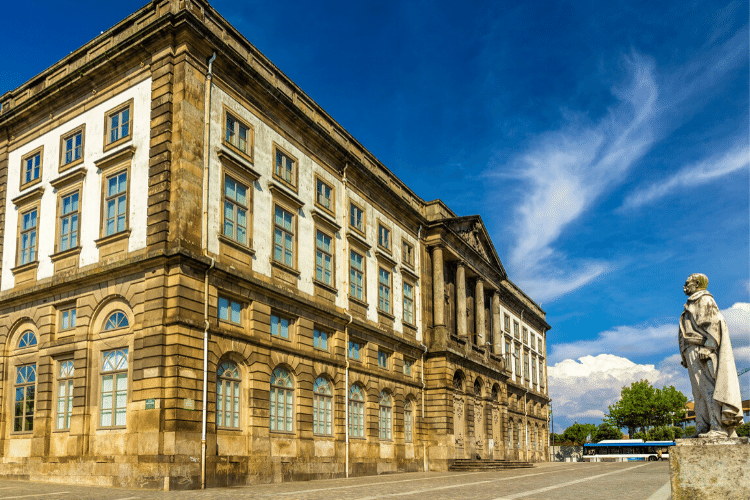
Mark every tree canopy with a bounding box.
[562,423,596,446]
[605,380,687,437]
[592,422,622,442]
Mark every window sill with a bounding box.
[102,135,132,154]
[313,279,337,294]
[311,208,341,232]
[50,246,82,263]
[217,427,242,432]
[401,266,419,281]
[375,250,398,269]
[270,430,296,436]
[95,229,131,248]
[271,175,299,195]
[218,234,255,255]
[10,431,34,436]
[97,426,127,431]
[346,230,371,249]
[377,309,395,320]
[11,260,39,276]
[58,157,84,174]
[220,141,255,168]
[348,296,369,308]
[402,321,417,331]
[18,177,42,193]
[270,259,300,276]
[269,180,303,209]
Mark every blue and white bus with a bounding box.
[582,439,674,462]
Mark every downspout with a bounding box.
[416,225,427,472]
[524,388,529,461]
[344,312,352,478]
[200,51,216,491]
[342,162,352,478]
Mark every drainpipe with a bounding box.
[342,162,352,478]
[524,388,529,461]
[416,225,427,471]
[344,312,352,478]
[200,51,216,491]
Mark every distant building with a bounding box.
[0,0,550,490]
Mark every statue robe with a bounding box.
[679,290,743,430]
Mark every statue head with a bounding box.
[684,273,708,296]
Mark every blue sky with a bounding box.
[2,0,748,432]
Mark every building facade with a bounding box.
[0,0,550,489]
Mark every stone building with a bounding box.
[0,0,550,490]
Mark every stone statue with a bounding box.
[679,273,743,437]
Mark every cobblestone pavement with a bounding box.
[0,462,671,500]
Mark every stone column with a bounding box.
[475,279,485,346]
[456,261,467,338]
[432,246,445,327]
[492,292,501,355]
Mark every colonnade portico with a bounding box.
[423,217,549,468]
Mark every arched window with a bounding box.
[313,376,332,435]
[379,391,392,440]
[56,360,75,430]
[217,361,240,429]
[104,311,129,331]
[101,348,128,427]
[404,399,414,443]
[491,385,499,402]
[348,384,365,438]
[453,371,464,391]
[14,364,36,432]
[270,367,293,432]
[18,331,37,348]
[474,379,482,397]
[508,420,513,448]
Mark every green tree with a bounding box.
[562,423,597,446]
[592,422,622,442]
[684,425,696,437]
[736,422,750,437]
[605,380,688,436]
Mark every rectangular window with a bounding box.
[378,350,390,369]
[59,191,80,251]
[378,267,391,313]
[104,171,128,236]
[524,352,530,380]
[19,208,38,265]
[56,360,74,430]
[514,321,520,339]
[105,101,132,149]
[224,112,251,155]
[316,178,333,212]
[378,224,390,251]
[514,345,520,375]
[271,314,290,339]
[403,281,414,325]
[348,340,362,361]
[403,358,412,376]
[505,340,511,367]
[20,147,43,188]
[350,250,365,300]
[313,329,328,350]
[100,349,128,427]
[523,327,528,344]
[60,307,77,331]
[218,297,241,324]
[532,358,537,384]
[404,403,413,442]
[402,240,414,267]
[14,364,36,432]
[60,126,84,168]
[223,175,249,245]
[531,335,536,351]
[274,146,296,187]
[349,202,364,233]
[273,206,295,267]
[315,229,333,286]
[504,314,510,332]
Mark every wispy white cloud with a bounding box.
[619,144,749,212]
[492,27,748,303]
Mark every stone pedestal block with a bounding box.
[669,437,750,499]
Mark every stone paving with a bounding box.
[0,461,671,500]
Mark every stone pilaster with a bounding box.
[492,292,501,355]
[456,261,467,338]
[475,280,485,346]
[432,246,445,327]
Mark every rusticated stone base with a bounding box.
[669,436,750,499]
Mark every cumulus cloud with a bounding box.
[548,303,750,431]
[619,143,749,212]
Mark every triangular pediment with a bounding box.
[445,216,506,277]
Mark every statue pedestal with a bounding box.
[669,437,750,499]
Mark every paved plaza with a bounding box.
[0,462,671,499]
